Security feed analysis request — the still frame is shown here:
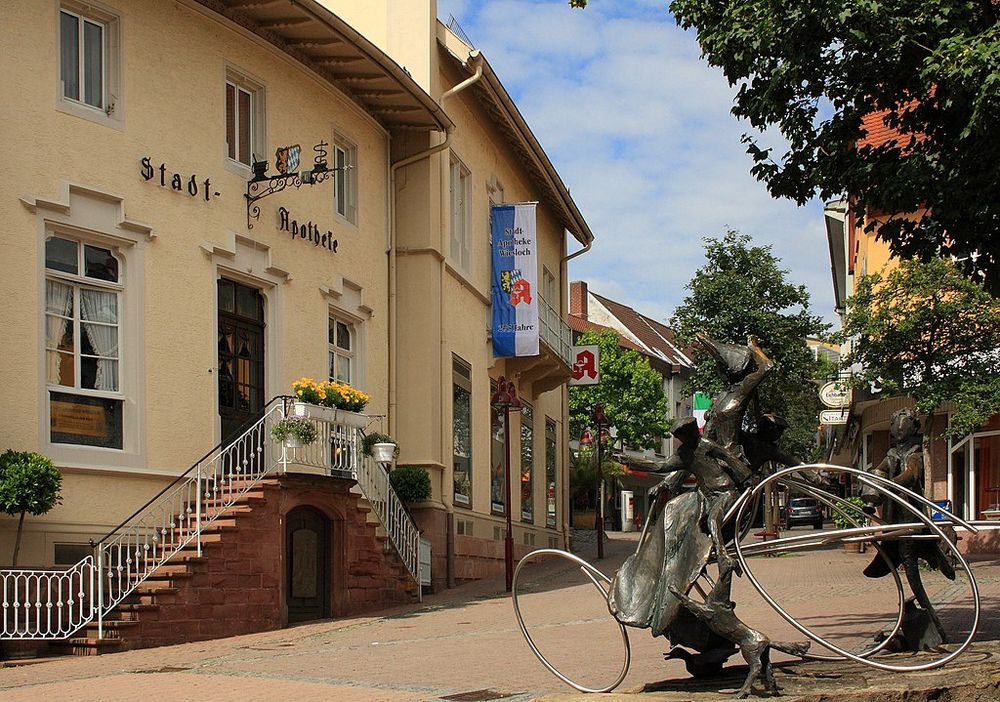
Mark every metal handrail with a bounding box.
[2,397,423,641]
[281,404,422,591]
[94,403,287,634]
[94,396,293,546]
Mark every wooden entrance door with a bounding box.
[218,279,265,444]
[286,506,330,623]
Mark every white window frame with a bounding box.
[450,153,471,273]
[44,235,125,450]
[333,133,358,225]
[328,314,356,385]
[225,67,266,171]
[57,1,122,127]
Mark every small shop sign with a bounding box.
[820,409,849,425]
[819,381,852,408]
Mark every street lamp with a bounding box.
[490,375,521,592]
[591,404,610,560]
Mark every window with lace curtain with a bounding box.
[45,235,123,449]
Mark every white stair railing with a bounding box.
[355,454,422,588]
[93,401,287,636]
[0,560,94,639]
[1,397,422,641]
[280,404,422,592]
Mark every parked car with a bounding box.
[786,497,824,529]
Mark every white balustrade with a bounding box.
[1,398,422,641]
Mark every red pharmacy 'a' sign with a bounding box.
[570,345,600,386]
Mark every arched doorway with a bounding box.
[286,506,330,623]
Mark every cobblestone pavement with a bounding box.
[2,530,998,702]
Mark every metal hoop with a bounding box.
[512,548,631,693]
[739,476,907,661]
[734,464,980,672]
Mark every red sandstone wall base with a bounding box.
[120,474,416,650]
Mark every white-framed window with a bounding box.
[333,134,358,224]
[45,235,124,449]
[58,2,121,121]
[450,153,471,273]
[328,315,355,385]
[226,69,265,168]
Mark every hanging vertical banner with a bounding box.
[491,203,539,357]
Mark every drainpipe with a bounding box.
[388,52,483,438]
[387,52,482,589]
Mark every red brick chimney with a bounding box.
[570,280,588,320]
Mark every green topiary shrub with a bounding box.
[389,465,431,503]
[0,450,62,566]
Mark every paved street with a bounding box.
[2,530,998,702]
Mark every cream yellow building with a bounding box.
[0,0,592,637]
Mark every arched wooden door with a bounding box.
[286,506,330,623]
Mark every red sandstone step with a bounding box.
[49,637,122,656]
[80,619,140,639]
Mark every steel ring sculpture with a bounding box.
[732,463,981,672]
[511,549,632,693]
[513,463,981,691]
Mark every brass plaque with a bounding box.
[51,399,107,438]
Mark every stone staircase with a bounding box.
[50,474,417,655]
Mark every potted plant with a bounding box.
[291,378,370,428]
[389,465,432,503]
[362,432,399,465]
[271,417,319,449]
[833,496,869,553]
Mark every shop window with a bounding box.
[333,134,357,224]
[545,417,557,528]
[520,402,534,523]
[490,379,506,514]
[328,316,355,384]
[450,154,471,274]
[59,2,121,123]
[45,235,124,449]
[453,357,472,506]
[226,70,265,168]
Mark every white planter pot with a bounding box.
[304,404,368,429]
[292,401,310,418]
[371,442,396,464]
[284,436,303,449]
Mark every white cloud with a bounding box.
[439,0,840,327]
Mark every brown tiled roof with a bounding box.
[567,315,646,353]
[590,293,693,368]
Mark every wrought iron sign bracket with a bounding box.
[244,142,351,230]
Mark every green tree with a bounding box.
[571,1,1000,291]
[671,231,829,459]
[839,257,1000,485]
[0,450,63,566]
[569,329,669,450]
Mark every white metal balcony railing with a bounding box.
[539,294,574,367]
[1,397,421,640]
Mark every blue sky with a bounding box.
[437,0,838,327]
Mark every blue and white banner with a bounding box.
[491,203,538,357]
